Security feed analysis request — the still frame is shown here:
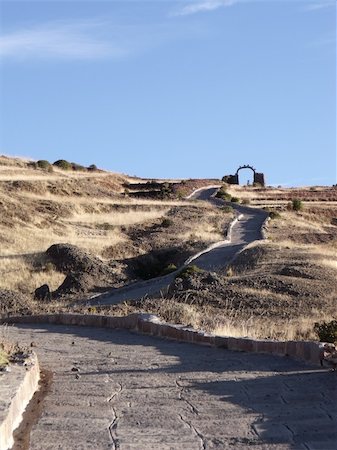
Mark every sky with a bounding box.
[0,0,335,186]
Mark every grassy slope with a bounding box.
[116,184,337,341]
[0,156,229,300]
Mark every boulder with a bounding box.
[34,284,51,301]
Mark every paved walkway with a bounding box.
[90,188,268,306]
[9,324,337,450]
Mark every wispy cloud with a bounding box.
[304,0,335,11]
[0,18,204,62]
[172,0,239,17]
[0,20,127,61]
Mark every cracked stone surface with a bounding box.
[8,324,337,450]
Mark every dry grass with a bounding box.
[67,209,169,227]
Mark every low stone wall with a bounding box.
[0,353,40,450]
[1,313,323,367]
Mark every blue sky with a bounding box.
[0,0,335,186]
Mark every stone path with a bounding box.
[89,187,268,306]
[9,324,337,450]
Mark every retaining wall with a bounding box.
[0,353,40,450]
[1,313,323,367]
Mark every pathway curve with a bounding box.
[90,187,268,306]
[9,324,337,450]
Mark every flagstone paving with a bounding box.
[8,324,337,450]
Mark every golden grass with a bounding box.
[213,314,335,341]
[19,191,198,207]
[67,209,169,227]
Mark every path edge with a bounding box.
[1,313,324,368]
[0,353,40,450]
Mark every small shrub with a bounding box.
[161,218,173,228]
[71,162,86,171]
[44,262,56,273]
[241,198,250,205]
[96,223,114,231]
[314,320,337,344]
[292,198,303,211]
[0,349,9,369]
[221,206,233,213]
[177,265,203,279]
[216,186,232,201]
[87,306,97,314]
[230,196,240,203]
[269,211,281,219]
[226,266,233,277]
[53,159,72,170]
[160,183,173,199]
[161,263,177,275]
[37,160,52,170]
[87,164,98,171]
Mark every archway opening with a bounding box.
[237,168,254,186]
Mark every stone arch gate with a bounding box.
[223,165,265,186]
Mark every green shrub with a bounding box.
[37,160,52,170]
[314,320,337,344]
[177,264,203,279]
[292,198,303,211]
[216,186,231,201]
[160,183,173,199]
[221,206,233,213]
[161,218,173,228]
[53,159,72,170]
[269,211,281,219]
[230,196,240,203]
[0,348,9,369]
[161,263,177,275]
[71,162,86,171]
[96,223,114,231]
[88,164,98,171]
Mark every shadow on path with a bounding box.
[10,323,337,449]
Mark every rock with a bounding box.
[46,243,113,276]
[46,243,125,297]
[34,284,51,301]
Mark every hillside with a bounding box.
[1,155,336,343]
[0,156,230,310]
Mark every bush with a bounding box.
[221,206,233,213]
[292,198,303,211]
[161,218,173,228]
[53,159,72,170]
[269,211,281,219]
[241,198,250,205]
[216,186,231,201]
[177,265,203,279]
[161,263,177,275]
[96,223,114,231]
[71,162,86,171]
[314,320,337,344]
[88,164,98,171]
[37,160,52,170]
[230,196,240,203]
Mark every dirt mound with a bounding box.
[46,244,126,297]
[0,290,31,317]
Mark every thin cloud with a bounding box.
[0,20,127,61]
[172,0,239,17]
[304,0,335,11]
[0,18,204,62]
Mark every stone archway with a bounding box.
[222,165,265,186]
[236,165,256,185]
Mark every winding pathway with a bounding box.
[90,187,268,306]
